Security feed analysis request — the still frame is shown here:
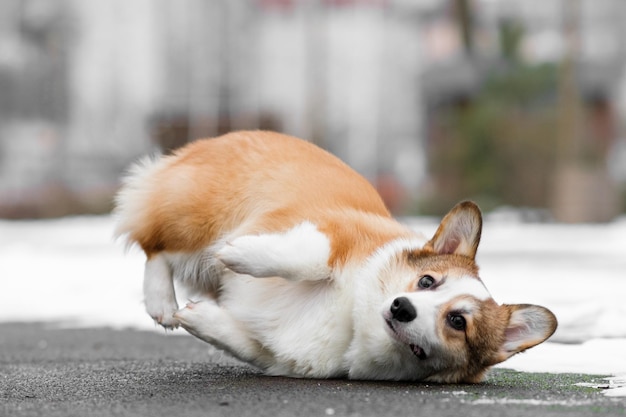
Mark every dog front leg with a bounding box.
[174,301,275,370]
[216,221,332,281]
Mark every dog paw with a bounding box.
[173,300,219,338]
[146,300,180,329]
[215,224,331,281]
[216,237,267,276]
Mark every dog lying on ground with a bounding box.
[114,130,557,382]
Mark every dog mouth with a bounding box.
[409,343,427,360]
[385,319,428,360]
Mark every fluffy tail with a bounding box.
[113,154,165,248]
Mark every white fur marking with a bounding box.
[439,275,492,302]
[364,237,429,275]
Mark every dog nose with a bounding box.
[390,297,417,322]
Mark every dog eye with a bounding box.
[418,275,435,289]
[447,313,466,331]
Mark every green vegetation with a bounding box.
[419,20,616,217]
[425,61,560,214]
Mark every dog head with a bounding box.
[378,201,557,383]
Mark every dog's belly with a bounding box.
[218,272,354,377]
[165,249,380,378]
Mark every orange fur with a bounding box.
[118,131,410,266]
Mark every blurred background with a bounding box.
[1,0,625,220]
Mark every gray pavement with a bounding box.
[0,323,623,417]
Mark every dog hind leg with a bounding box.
[144,254,180,329]
[216,221,331,281]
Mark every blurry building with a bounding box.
[0,0,429,217]
[0,0,160,217]
[0,0,625,219]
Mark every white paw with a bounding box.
[145,298,180,329]
[215,223,331,281]
[216,237,269,277]
[173,300,220,339]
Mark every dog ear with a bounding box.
[424,201,482,259]
[490,304,558,365]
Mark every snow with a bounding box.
[605,377,626,397]
[1,214,625,396]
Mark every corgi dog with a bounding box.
[115,131,557,382]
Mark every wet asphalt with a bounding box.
[0,323,623,417]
